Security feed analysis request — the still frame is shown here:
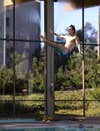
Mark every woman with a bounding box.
[41,25,80,56]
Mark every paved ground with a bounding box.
[0,118,100,129]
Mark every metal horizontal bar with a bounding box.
[0,38,100,46]
[0,99,100,102]
[0,38,41,43]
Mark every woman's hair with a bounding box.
[68,25,76,33]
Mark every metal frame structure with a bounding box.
[0,0,100,119]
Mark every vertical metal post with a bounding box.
[82,0,85,117]
[97,7,100,57]
[12,0,16,118]
[44,0,54,119]
[3,0,6,66]
[44,0,48,117]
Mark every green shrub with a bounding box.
[91,88,100,100]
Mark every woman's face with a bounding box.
[67,27,75,35]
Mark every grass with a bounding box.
[55,90,100,117]
[0,89,100,117]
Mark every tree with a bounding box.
[0,66,13,95]
[77,22,97,44]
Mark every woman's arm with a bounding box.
[71,35,80,53]
[50,30,66,39]
[75,36,81,53]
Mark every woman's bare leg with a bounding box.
[41,35,68,53]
